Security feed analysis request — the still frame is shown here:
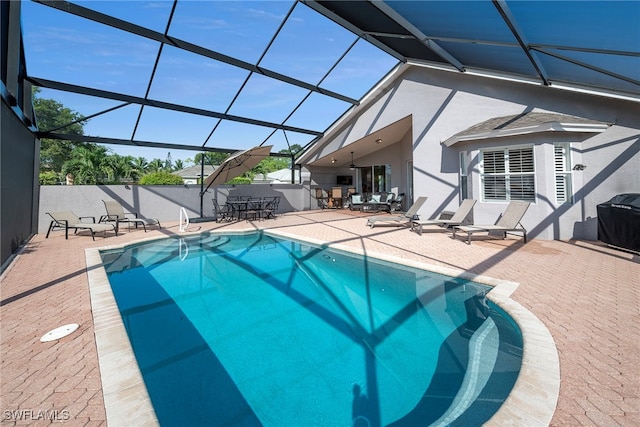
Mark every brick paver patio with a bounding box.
[1,210,638,426]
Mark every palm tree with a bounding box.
[105,154,135,182]
[148,158,164,172]
[62,145,111,184]
[173,159,184,171]
[133,157,149,177]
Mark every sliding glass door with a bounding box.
[357,164,391,194]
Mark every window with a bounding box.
[554,143,573,204]
[459,151,468,200]
[481,147,535,202]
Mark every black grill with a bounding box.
[597,194,640,252]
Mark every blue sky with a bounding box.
[21,0,399,164]
[22,1,638,165]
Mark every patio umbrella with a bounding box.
[203,145,273,191]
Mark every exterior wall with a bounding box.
[37,183,312,234]
[315,65,640,240]
[1,101,39,268]
[309,166,354,190]
[463,132,594,240]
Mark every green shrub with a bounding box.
[139,171,184,185]
[39,171,61,185]
[227,176,252,185]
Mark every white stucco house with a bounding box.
[298,63,640,241]
[263,168,311,184]
[175,165,217,185]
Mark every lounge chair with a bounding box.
[102,200,161,232]
[46,211,117,240]
[366,196,428,228]
[452,201,530,244]
[410,199,477,235]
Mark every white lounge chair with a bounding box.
[452,201,530,244]
[410,199,477,235]
[46,211,117,240]
[366,196,428,228]
[102,200,161,232]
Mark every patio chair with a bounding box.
[452,201,531,244]
[46,211,117,240]
[263,196,280,219]
[378,192,396,212]
[315,188,329,209]
[245,197,264,221]
[410,199,477,235]
[102,200,161,232]
[213,199,232,222]
[331,187,343,209]
[390,193,405,212]
[349,193,365,211]
[366,196,428,228]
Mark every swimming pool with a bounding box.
[99,232,523,426]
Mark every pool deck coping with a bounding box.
[85,227,559,427]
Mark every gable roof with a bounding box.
[442,112,610,147]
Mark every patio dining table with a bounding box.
[226,200,249,220]
[226,197,280,221]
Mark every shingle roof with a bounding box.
[443,112,610,147]
[174,165,217,178]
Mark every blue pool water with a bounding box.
[101,232,522,427]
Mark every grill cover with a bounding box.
[597,194,640,252]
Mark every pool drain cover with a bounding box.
[40,323,79,342]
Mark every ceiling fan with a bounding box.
[349,151,356,170]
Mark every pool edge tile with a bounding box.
[85,248,160,427]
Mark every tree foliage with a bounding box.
[39,170,60,185]
[139,171,184,185]
[253,157,289,177]
[194,152,230,166]
[147,158,164,172]
[281,144,303,157]
[227,176,253,185]
[61,145,111,184]
[247,144,302,178]
[33,88,88,173]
